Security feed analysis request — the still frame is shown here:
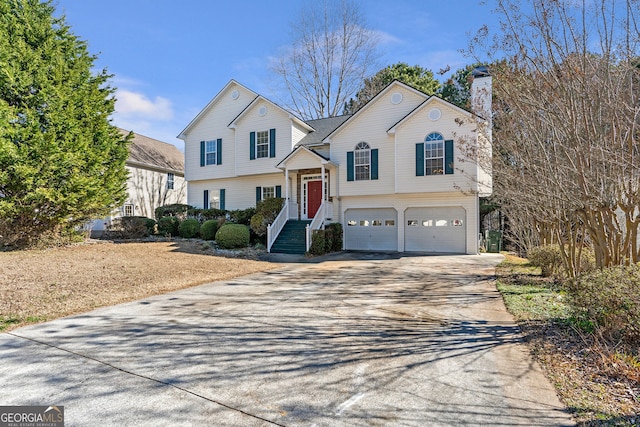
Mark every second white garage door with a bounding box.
[344,208,398,251]
[405,207,467,253]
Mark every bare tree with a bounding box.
[471,0,640,275]
[272,0,380,119]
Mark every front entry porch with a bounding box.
[268,146,337,253]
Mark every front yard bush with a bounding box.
[200,220,220,240]
[227,207,256,226]
[155,204,192,220]
[325,222,343,252]
[250,198,284,237]
[157,216,179,236]
[527,245,563,277]
[178,218,200,238]
[107,216,155,239]
[215,224,250,249]
[569,265,640,345]
[189,208,226,222]
[309,230,328,255]
[309,224,343,255]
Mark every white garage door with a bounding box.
[405,207,466,253]
[345,208,398,251]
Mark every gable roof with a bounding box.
[295,115,351,147]
[121,129,184,174]
[276,144,333,169]
[386,96,477,135]
[321,80,429,142]
[227,94,314,132]
[177,80,257,139]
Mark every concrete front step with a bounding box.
[270,220,311,254]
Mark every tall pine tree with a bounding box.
[0,0,129,247]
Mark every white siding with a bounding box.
[395,100,479,195]
[188,173,284,210]
[291,122,308,148]
[126,166,186,218]
[330,85,426,197]
[234,101,296,177]
[285,149,324,170]
[182,83,255,182]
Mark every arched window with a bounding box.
[354,142,370,181]
[424,132,444,175]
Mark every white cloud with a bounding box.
[371,29,402,46]
[115,89,174,120]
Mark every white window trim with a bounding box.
[262,186,275,200]
[425,132,444,176]
[205,140,217,165]
[167,173,175,190]
[123,204,134,217]
[256,130,269,159]
[354,141,370,181]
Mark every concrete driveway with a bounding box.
[0,253,574,426]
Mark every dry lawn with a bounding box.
[0,240,279,331]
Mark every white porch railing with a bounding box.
[305,201,333,252]
[267,200,299,253]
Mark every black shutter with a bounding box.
[415,143,425,176]
[347,151,354,181]
[250,132,256,160]
[445,140,454,175]
[200,141,205,167]
[216,138,222,165]
[371,149,378,180]
[269,128,276,158]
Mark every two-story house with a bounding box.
[178,70,492,254]
[90,129,186,236]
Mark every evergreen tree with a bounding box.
[439,63,482,109]
[343,63,440,114]
[0,0,130,247]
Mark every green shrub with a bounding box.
[200,220,219,240]
[215,224,250,249]
[198,208,226,222]
[527,245,563,277]
[228,207,256,225]
[157,216,179,236]
[155,204,192,220]
[569,265,640,344]
[250,198,285,237]
[107,216,155,239]
[178,218,200,238]
[308,224,343,255]
[309,229,328,255]
[325,222,343,252]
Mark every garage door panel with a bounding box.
[405,207,466,253]
[345,208,397,251]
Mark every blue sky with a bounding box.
[55,0,500,149]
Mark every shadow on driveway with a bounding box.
[0,254,574,426]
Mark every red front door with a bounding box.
[307,180,322,218]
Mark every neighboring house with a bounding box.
[178,71,492,254]
[90,129,186,235]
